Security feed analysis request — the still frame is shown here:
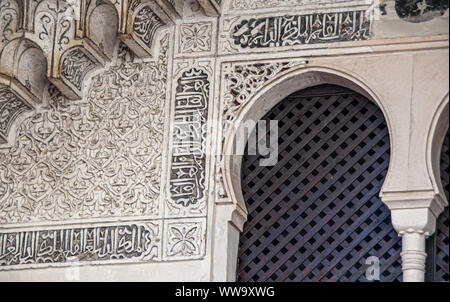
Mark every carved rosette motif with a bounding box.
[164,219,206,259]
[178,22,212,53]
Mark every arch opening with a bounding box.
[223,68,394,218]
[236,83,402,282]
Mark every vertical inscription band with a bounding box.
[169,68,210,208]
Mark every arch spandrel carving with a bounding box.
[217,63,395,218]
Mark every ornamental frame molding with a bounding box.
[0,31,212,269]
[0,220,162,270]
[215,60,395,215]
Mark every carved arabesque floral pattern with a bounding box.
[216,60,306,200]
[0,36,169,224]
[0,0,19,49]
[222,61,305,135]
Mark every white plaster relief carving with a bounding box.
[0,35,169,225]
[164,218,206,260]
[227,0,372,12]
[177,21,213,55]
[219,5,374,54]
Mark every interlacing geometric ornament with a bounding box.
[0,37,168,225]
[238,85,402,281]
[222,61,307,131]
[0,0,180,143]
[0,36,169,267]
[0,32,207,266]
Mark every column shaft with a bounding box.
[401,232,427,282]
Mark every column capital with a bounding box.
[381,189,445,237]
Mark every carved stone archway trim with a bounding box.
[212,62,448,282]
[212,64,396,281]
[221,65,393,215]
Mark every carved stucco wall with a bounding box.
[0,0,448,281]
[0,32,207,268]
[1,40,168,224]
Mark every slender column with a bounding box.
[382,192,445,282]
[400,231,427,282]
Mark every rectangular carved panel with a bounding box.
[168,67,210,216]
[0,221,160,268]
[232,11,371,49]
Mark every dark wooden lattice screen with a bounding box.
[428,129,449,282]
[238,84,402,282]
